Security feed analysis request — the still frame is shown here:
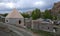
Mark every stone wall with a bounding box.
[32,20,39,30]
[24,18,32,28]
[5,18,24,27]
[0,18,5,23]
[32,20,53,32]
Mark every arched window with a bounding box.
[19,20,21,24]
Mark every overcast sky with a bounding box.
[0,0,60,13]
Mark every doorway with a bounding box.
[19,20,21,24]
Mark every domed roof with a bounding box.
[6,8,24,18]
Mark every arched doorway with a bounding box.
[19,20,21,24]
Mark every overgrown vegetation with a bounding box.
[31,8,41,20]
[3,13,8,17]
[21,13,30,18]
[43,10,53,20]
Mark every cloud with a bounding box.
[0,0,60,13]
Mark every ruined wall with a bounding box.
[32,20,53,32]
[24,18,32,28]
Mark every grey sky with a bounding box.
[0,0,60,13]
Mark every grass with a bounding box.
[31,29,54,36]
[26,27,54,36]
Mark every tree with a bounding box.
[31,8,41,20]
[21,13,30,18]
[3,13,8,17]
[43,10,53,20]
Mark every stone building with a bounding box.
[5,8,24,27]
[5,8,53,32]
[32,19,53,32]
[24,18,32,28]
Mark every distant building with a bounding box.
[5,8,25,27]
[25,11,32,16]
